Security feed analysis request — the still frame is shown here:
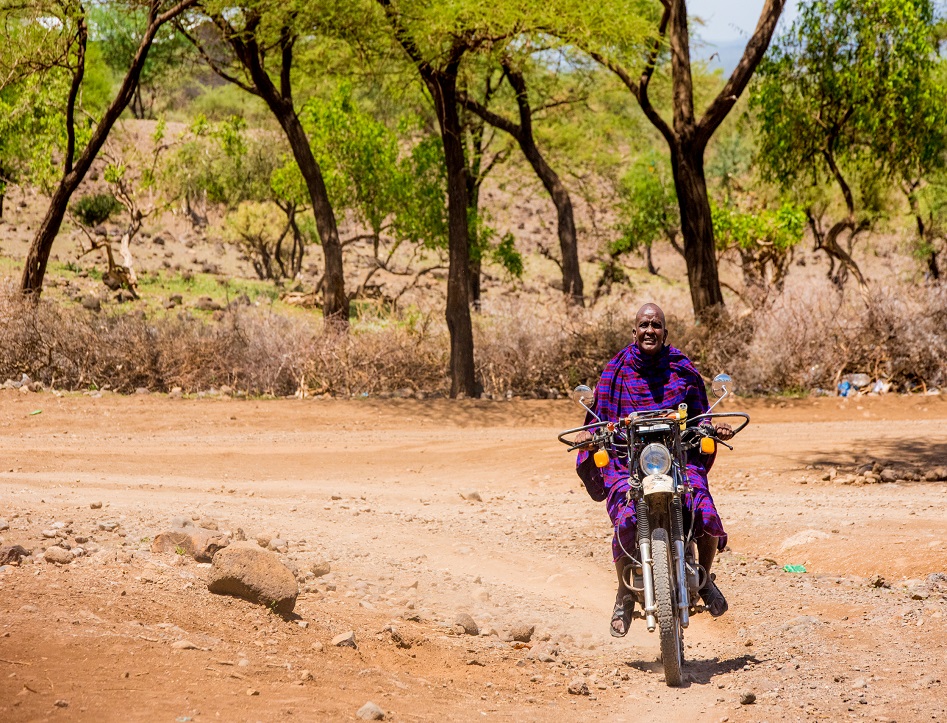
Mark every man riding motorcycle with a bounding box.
[574,303,733,637]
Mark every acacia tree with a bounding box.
[753,0,944,290]
[181,2,349,325]
[10,0,197,298]
[459,56,585,305]
[375,0,515,397]
[579,0,785,318]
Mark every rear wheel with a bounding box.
[652,527,683,686]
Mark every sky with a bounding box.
[689,0,800,42]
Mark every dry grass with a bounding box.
[1,281,944,397]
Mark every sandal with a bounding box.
[699,574,729,618]
[610,595,634,637]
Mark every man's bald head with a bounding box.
[633,303,668,356]
[636,303,666,327]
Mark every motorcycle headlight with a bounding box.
[640,443,672,476]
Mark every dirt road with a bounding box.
[1,391,946,721]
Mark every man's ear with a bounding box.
[663,329,669,345]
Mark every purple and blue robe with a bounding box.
[576,343,728,561]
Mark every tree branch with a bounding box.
[695,0,786,149]
[589,50,675,147]
[176,21,257,95]
[64,13,87,175]
[457,91,521,138]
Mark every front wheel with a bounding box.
[652,527,683,686]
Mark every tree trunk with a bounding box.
[432,75,476,398]
[517,140,583,304]
[0,192,4,220]
[466,165,482,311]
[273,104,348,325]
[670,145,724,315]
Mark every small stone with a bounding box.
[247,688,259,696]
[311,641,324,652]
[152,528,229,562]
[197,517,218,531]
[510,623,535,643]
[739,691,756,705]
[356,701,385,720]
[54,699,69,708]
[568,678,590,695]
[297,620,309,629]
[267,538,288,553]
[43,546,73,565]
[311,559,331,577]
[879,469,899,483]
[0,519,8,531]
[171,640,199,650]
[460,490,482,502]
[300,669,313,681]
[454,612,479,636]
[332,631,357,648]
[170,516,194,529]
[98,521,119,532]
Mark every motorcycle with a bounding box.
[557,374,749,686]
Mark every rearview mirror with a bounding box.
[711,373,733,399]
[570,385,595,409]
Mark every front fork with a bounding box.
[635,494,690,632]
[635,497,658,632]
[672,496,690,629]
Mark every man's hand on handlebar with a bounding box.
[573,430,596,451]
[714,422,734,441]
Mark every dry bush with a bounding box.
[1,281,944,397]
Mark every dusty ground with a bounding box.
[1,392,946,722]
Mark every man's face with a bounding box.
[633,305,668,356]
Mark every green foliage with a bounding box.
[712,201,806,253]
[89,4,192,118]
[299,86,448,249]
[713,199,807,301]
[753,0,945,197]
[613,151,678,256]
[164,114,279,212]
[70,193,121,227]
[489,232,523,279]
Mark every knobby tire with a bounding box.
[652,527,683,686]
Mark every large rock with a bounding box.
[206,542,298,615]
[44,546,74,565]
[152,527,229,562]
[0,545,31,565]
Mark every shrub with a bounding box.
[0,281,944,396]
[70,193,121,228]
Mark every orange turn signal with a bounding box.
[700,437,716,454]
[594,449,610,468]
